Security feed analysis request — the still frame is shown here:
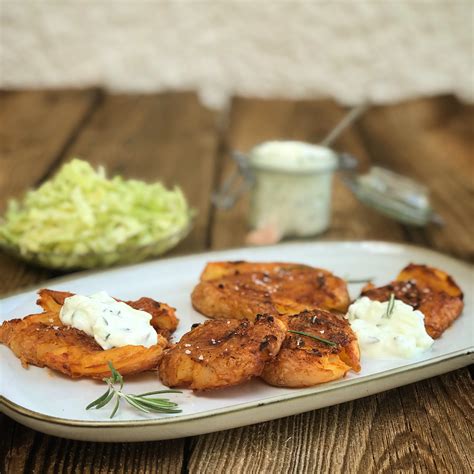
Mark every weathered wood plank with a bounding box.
[0,414,37,474]
[209,97,405,250]
[0,89,100,295]
[1,91,219,474]
[189,369,473,474]
[357,95,474,261]
[0,414,184,474]
[0,253,49,296]
[0,89,100,209]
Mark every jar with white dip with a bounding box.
[213,141,356,240]
[249,141,342,237]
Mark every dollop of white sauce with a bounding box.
[346,297,434,359]
[59,291,158,350]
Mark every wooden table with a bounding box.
[1,90,473,473]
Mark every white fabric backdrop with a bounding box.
[1,1,472,108]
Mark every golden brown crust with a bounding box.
[261,309,360,388]
[0,288,175,379]
[37,289,179,337]
[0,311,167,379]
[396,264,463,298]
[361,263,464,339]
[191,261,350,321]
[159,315,286,391]
[126,298,178,338]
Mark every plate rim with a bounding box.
[1,349,472,428]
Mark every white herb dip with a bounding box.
[60,291,157,350]
[248,141,338,237]
[346,296,433,359]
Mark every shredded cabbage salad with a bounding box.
[0,159,191,267]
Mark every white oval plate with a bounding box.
[1,241,473,442]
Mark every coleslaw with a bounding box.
[0,159,192,268]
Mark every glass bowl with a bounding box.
[0,217,194,271]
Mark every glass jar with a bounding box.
[213,141,357,238]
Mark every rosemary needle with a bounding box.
[384,293,396,319]
[86,362,182,418]
[288,330,337,347]
[346,277,374,284]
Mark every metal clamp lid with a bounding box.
[211,151,255,210]
[212,149,359,210]
[343,166,443,226]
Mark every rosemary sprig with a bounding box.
[86,362,182,419]
[346,277,374,284]
[384,293,396,319]
[288,330,337,347]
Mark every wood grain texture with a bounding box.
[189,369,473,474]
[0,89,100,295]
[0,414,184,474]
[0,414,36,474]
[0,89,100,209]
[209,97,405,250]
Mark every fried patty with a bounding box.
[0,311,168,379]
[159,314,286,391]
[0,289,174,379]
[261,309,360,388]
[191,261,350,321]
[361,264,464,339]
